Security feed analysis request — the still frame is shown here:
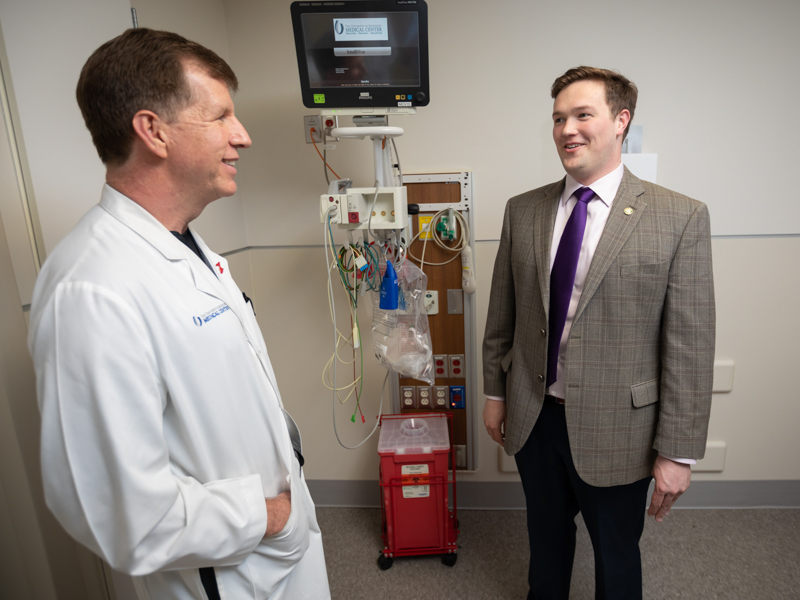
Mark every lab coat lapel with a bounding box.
[100,187,278,379]
[100,185,230,304]
[193,234,283,401]
[534,180,564,317]
[573,168,646,323]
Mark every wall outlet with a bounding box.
[433,354,448,378]
[304,115,322,144]
[449,385,465,409]
[400,386,416,409]
[417,386,432,409]
[418,214,434,240]
[433,386,449,409]
[448,354,465,378]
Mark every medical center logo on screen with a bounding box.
[333,18,389,42]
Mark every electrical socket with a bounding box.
[400,386,416,409]
[418,214,434,240]
[433,354,448,378]
[433,386,449,409]
[304,115,322,144]
[449,385,465,409]
[416,386,432,409]
[448,354,465,378]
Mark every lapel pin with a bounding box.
[623,207,634,215]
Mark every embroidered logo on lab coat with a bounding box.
[193,303,230,326]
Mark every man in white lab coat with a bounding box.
[28,28,330,599]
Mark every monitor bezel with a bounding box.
[290,0,430,110]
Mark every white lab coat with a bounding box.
[28,185,330,599]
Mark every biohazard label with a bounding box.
[401,464,430,498]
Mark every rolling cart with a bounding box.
[377,413,459,570]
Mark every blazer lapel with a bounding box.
[573,168,646,322]
[534,179,564,315]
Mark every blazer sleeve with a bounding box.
[653,202,716,459]
[483,200,517,397]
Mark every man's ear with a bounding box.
[616,109,631,138]
[131,110,169,159]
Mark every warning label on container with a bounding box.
[401,464,430,498]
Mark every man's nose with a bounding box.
[562,117,578,136]
[231,117,252,148]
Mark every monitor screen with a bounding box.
[291,1,430,110]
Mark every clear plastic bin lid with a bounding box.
[378,415,450,454]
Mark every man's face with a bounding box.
[165,64,251,208]
[552,79,628,185]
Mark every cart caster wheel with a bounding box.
[442,553,458,567]
[377,554,394,570]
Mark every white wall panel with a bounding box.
[0,0,131,256]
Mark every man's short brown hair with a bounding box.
[551,66,637,139]
[76,28,238,166]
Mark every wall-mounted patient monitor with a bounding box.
[290,0,430,111]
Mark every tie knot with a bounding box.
[574,187,595,204]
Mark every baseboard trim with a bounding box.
[306,479,800,509]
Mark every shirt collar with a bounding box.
[562,162,625,208]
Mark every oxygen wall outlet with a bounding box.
[423,290,439,315]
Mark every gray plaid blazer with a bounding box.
[483,167,715,487]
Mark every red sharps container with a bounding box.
[377,413,458,569]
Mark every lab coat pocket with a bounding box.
[249,470,311,597]
[265,487,310,562]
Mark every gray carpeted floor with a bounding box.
[316,507,800,599]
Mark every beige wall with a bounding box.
[0,0,130,259]
[224,0,800,245]
[218,0,800,483]
[1,0,797,542]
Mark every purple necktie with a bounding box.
[547,187,595,388]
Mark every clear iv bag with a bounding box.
[371,260,434,385]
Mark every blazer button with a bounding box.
[537,374,544,382]
[540,329,546,337]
